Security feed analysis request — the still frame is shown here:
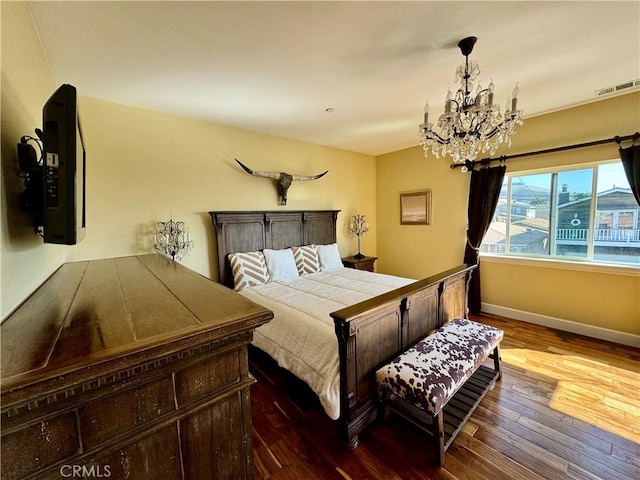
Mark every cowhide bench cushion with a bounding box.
[375,318,503,465]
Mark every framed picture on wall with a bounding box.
[400,190,432,225]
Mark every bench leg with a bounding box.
[430,411,445,466]
[492,345,503,380]
[378,388,391,422]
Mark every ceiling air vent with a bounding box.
[595,79,640,97]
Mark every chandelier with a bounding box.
[418,36,523,169]
[153,219,193,261]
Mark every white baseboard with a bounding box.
[481,303,640,348]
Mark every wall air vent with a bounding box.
[595,79,640,97]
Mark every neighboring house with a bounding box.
[507,229,548,254]
[495,200,535,222]
[557,187,640,259]
[481,187,640,261]
[484,198,552,255]
[480,223,549,255]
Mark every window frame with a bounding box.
[481,159,639,269]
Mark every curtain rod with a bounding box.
[451,131,640,170]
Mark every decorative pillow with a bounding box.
[317,243,343,270]
[291,244,321,275]
[229,251,269,291]
[263,248,300,281]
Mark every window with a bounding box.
[481,161,640,266]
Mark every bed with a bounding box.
[209,210,474,449]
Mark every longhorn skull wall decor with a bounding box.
[235,159,328,205]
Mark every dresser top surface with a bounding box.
[1,254,272,390]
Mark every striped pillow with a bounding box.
[229,251,270,291]
[292,244,321,275]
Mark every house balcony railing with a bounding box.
[556,229,588,241]
[556,228,640,243]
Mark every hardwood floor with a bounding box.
[249,313,640,480]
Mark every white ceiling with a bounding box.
[28,1,640,156]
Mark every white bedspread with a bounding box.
[239,267,414,420]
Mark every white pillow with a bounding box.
[263,248,300,281]
[317,243,343,270]
[291,244,321,275]
[229,251,270,291]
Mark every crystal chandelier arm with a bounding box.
[420,125,451,145]
[480,125,502,139]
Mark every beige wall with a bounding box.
[480,258,639,336]
[1,4,376,319]
[376,93,640,336]
[75,97,376,281]
[1,2,76,319]
[376,146,469,278]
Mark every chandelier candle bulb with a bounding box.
[424,101,429,124]
[511,83,519,111]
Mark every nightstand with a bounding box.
[342,255,378,272]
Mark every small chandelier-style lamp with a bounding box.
[419,36,523,170]
[153,219,193,261]
[348,213,369,259]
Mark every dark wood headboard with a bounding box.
[209,210,340,288]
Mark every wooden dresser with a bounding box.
[0,254,272,479]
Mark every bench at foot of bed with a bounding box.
[376,318,503,466]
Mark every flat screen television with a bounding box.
[41,84,86,244]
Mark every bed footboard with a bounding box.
[330,264,475,450]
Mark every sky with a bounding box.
[597,162,631,192]
[510,161,630,194]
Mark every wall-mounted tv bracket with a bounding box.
[16,130,45,234]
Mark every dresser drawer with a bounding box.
[174,347,247,407]
[89,424,182,479]
[78,375,176,449]
[1,412,80,479]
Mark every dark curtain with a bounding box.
[464,163,506,314]
[619,143,640,206]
